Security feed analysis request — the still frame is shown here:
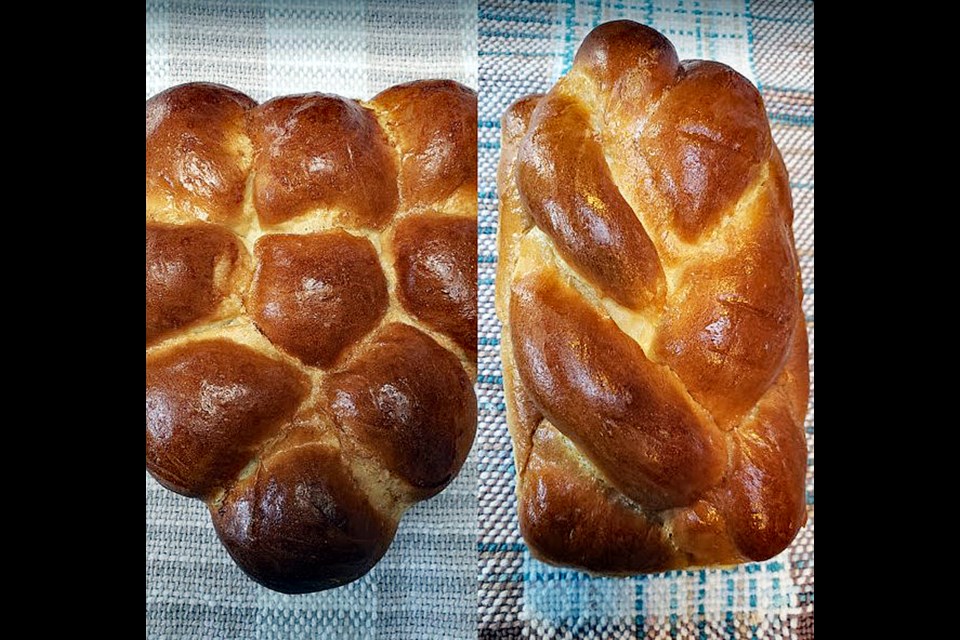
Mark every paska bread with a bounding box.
[146,80,477,593]
[496,21,809,573]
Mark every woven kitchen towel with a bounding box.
[145,2,477,639]
[476,1,814,638]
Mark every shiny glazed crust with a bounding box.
[146,80,478,593]
[495,21,808,573]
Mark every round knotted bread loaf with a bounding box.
[496,21,808,573]
[146,80,478,593]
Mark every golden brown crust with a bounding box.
[516,93,665,309]
[496,21,808,573]
[518,426,677,574]
[392,215,478,357]
[249,94,399,228]
[145,339,309,499]
[371,80,478,209]
[510,272,725,510]
[494,95,540,319]
[145,223,248,345]
[145,80,477,593]
[326,323,476,498]
[146,83,255,225]
[573,20,678,99]
[642,60,771,240]
[652,186,799,425]
[211,431,396,594]
[249,232,389,368]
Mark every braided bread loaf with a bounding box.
[146,80,477,593]
[496,21,808,573]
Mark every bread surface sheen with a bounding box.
[495,21,808,573]
[146,80,478,594]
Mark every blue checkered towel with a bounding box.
[476,1,814,638]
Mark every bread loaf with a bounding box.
[496,21,808,573]
[146,80,478,593]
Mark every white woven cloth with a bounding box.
[145,2,477,638]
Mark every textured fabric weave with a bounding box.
[145,2,477,639]
[476,1,814,638]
